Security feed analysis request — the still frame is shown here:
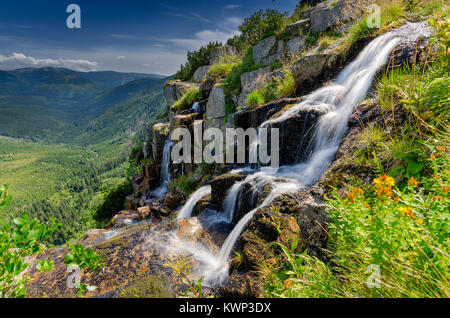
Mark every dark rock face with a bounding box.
[235,97,303,130]
[210,174,246,209]
[220,272,261,298]
[267,104,328,166]
[285,19,310,36]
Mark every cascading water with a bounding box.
[203,27,402,286]
[177,185,212,219]
[153,139,174,198]
[150,23,424,289]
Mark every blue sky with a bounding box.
[0,0,300,75]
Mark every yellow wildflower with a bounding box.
[408,177,420,187]
[373,175,395,187]
[415,219,424,225]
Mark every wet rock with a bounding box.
[192,65,211,83]
[112,210,140,227]
[164,192,183,210]
[152,123,169,163]
[176,218,220,254]
[210,174,246,209]
[285,19,310,36]
[137,206,151,221]
[209,46,238,64]
[235,97,303,130]
[82,229,107,246]
[220,272,261,298]
[125,195,140,211]
[132,174,145,197]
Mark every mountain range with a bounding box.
[0,67,169,143]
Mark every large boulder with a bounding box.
[209,46,238,64]
[285,19,310,36]
[206,85,226,119]
[253,35,277,65]
[253,36,284,66]
[192,65,211,83]
[287,37,306,55]
[238,67,272,107]
[163,80,199,111]
[292,52,337,88]
[237,191,329,272]
[310,0,369,33]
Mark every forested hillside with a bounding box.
[0,68,168,244]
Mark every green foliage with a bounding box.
[171,87,202,113]
[119,274,174,298]
[207,56,240,80]
[174,42,222,81]
[64,244,104,273]
[223,48,260,94]
[170,175,199,195]
[227,9,288,50]
[247,91,265,109]
[64,243,104,297]
[247,69,296,108]
[0,187,59,297]
[93,180,132,222]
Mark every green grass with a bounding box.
[171,87,202,113]
[0,136,129,244]
[208,56,240,80]
[247,91,265,109]
[262,16,450,298]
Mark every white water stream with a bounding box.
[149,24,420,288]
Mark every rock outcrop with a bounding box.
[209,46,238,64]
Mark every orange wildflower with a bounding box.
[446,171,450,175]
[436,146,446,152]
[442,186,450,193]
[430,154,437,160]
[399,207,415,219]
[408,177,420,187]
[433,196,443,201]
[346,188,364,202]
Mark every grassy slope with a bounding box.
[261,0,449,298]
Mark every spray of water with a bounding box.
[177,185,212,219]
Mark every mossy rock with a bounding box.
[119,274,174,298]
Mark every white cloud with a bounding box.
[0,53,98,71]
[116,55,126,60]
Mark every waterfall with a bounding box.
[153,139,174,198]
[150,24,424,288]
[177,185,212,219]
[204,29,401,286]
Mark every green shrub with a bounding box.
[208,56,240,80]
[171,87,202,113]
[0,185,59,298]
[275,70,296,99]
[174,42,222,81]
[247,91,265,109]
[170,175,199,195]
[93,180,132,222]
[223,48,260,94]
